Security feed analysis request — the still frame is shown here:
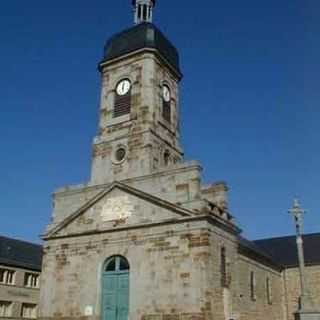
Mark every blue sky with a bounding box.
[0,0,319,243]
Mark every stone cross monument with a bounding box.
[288,199,320,320]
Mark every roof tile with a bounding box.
[0,235,43,271]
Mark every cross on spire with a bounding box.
[132,0,156,24]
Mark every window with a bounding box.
[266,277,272,304]
[24,273,40,288]
[221,247,228,288]
[119,257,130,271]
[115,148,126,162]
[105,258,116,272]
[113,146,127,164]
[0,268,15,285]
[0,301,12,317]
[21,303,37,319]
[164,150,170,166]
[114,79,132,118]
[105,256,129,272]
[250,271,256,301]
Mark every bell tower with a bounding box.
[90,1,183,185]
[133,0,156,24]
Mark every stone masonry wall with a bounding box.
[283,265,320,320]
[91,51,182,186]
[39,219,228,320]
[236,255,285,320]
[207,225,239,320]
[49,161,204,231]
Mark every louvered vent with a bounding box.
[162,100,171,123]
[114,92,131,118]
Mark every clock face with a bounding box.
[116,79,131,96]
[163,85,171,102]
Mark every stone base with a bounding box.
[295,311,320,320]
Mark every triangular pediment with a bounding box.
[45,182,193,239]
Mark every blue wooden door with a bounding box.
[102,275,118,320]
[117,274,129,320]
[102,257,129,320]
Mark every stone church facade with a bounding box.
[38,2,320,320]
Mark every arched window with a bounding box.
[105,256,130,272]
[114,79,132,118]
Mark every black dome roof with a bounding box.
[100,23,181,77]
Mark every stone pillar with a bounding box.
[288,199,320,320]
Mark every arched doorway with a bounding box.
[102,256,130,320]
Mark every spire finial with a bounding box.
[132,0,156,25]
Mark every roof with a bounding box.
[0,235,43,271]
[238,236,283,271]
[100,22,181,77]
[254,233,320,268]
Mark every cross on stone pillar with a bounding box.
[288,199,320,320]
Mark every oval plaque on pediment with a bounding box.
[101,196,134,222]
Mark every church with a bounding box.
[38,1,320,320]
